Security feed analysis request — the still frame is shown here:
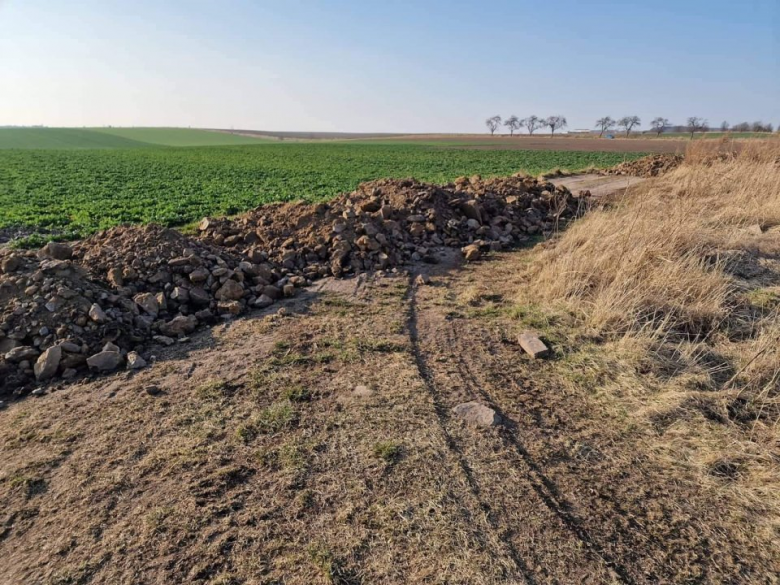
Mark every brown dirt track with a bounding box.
[1,246,775,583]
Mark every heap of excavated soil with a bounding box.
[198,174,588,277]
[603,154,684,178]
[0,175,587,397]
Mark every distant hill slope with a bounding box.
[0,127,269,149]
[89,128,271,147]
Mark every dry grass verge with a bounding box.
[523,139,780,556]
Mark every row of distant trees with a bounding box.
[486,115,777,138]
[485,115,568,137]
[596,116,709,139]
[723,121,774,133]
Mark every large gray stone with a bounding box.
[34,345,62,381]
[452,401,500,428]
[86,351,124,372]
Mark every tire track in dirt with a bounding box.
[407,272,635,584]
[404,281,538,585]
[438,320,640,584]
[462,328,717,583]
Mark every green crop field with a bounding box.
[0,127,269,149]
[0,142,646,244]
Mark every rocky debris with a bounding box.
[40,242,73,261]
[452,401,501,427]
[415,274,431,286]
[199,175,588,279]
[126,351,147,370]
[603,154,683,178]
[0,176,589,398]
[145,384,162,396]
[518,332,551,359]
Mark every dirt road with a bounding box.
[1,236,769,583]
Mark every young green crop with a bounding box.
[0,142,646,241]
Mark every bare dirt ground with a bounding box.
[1,240,774,583]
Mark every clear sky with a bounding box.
[1,0,778,133]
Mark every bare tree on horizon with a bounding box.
[520,115,542,135]
[595,116,616,137]
[503,115,520,136]
[618,116,641,137]
[687,117,708,139]
[544,116,567,137]
[485,116,502,135]
[650,117,670,137]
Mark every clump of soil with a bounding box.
[0,176,586,396]
[603,154,684,177]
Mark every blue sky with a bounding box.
[0,0,777,132]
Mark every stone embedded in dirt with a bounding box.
[126,351,147,370]
[518,332,550,359]
[134,293,160,317]
[159,315,198,337]
[218,301,242,315]
[34,345,62,381]
[452,401,500,427]
[107,267,124,287]
[215,279,244,301]
[88,303,108,324]
[462,244,481,262]
[253,294,274,308]
[145,384,161,396]
[86,351,124,372]
[103,342,120,353]
[40,242,73,261]
[5,346,39,363]
[415,274,431,286]
[1,256,21,273]
[352,385,374,398]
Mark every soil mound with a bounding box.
[603,154,683,177]
[0,228,297,397]
[198,174,588,278]
[1,176,587,396]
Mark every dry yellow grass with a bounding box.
[523,139,780,553]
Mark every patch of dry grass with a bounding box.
[523,139,780,548]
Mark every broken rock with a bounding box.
[86,351,124,372]
[34,345,62,381]
[518,332,550,358]
[452,401,500,427]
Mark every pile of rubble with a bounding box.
[0,230,302,396]
[198,174,588,278]
[602,154,684,178]
[1,175,587,396]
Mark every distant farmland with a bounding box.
[0,127,269,149]
[0,142,647,241]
